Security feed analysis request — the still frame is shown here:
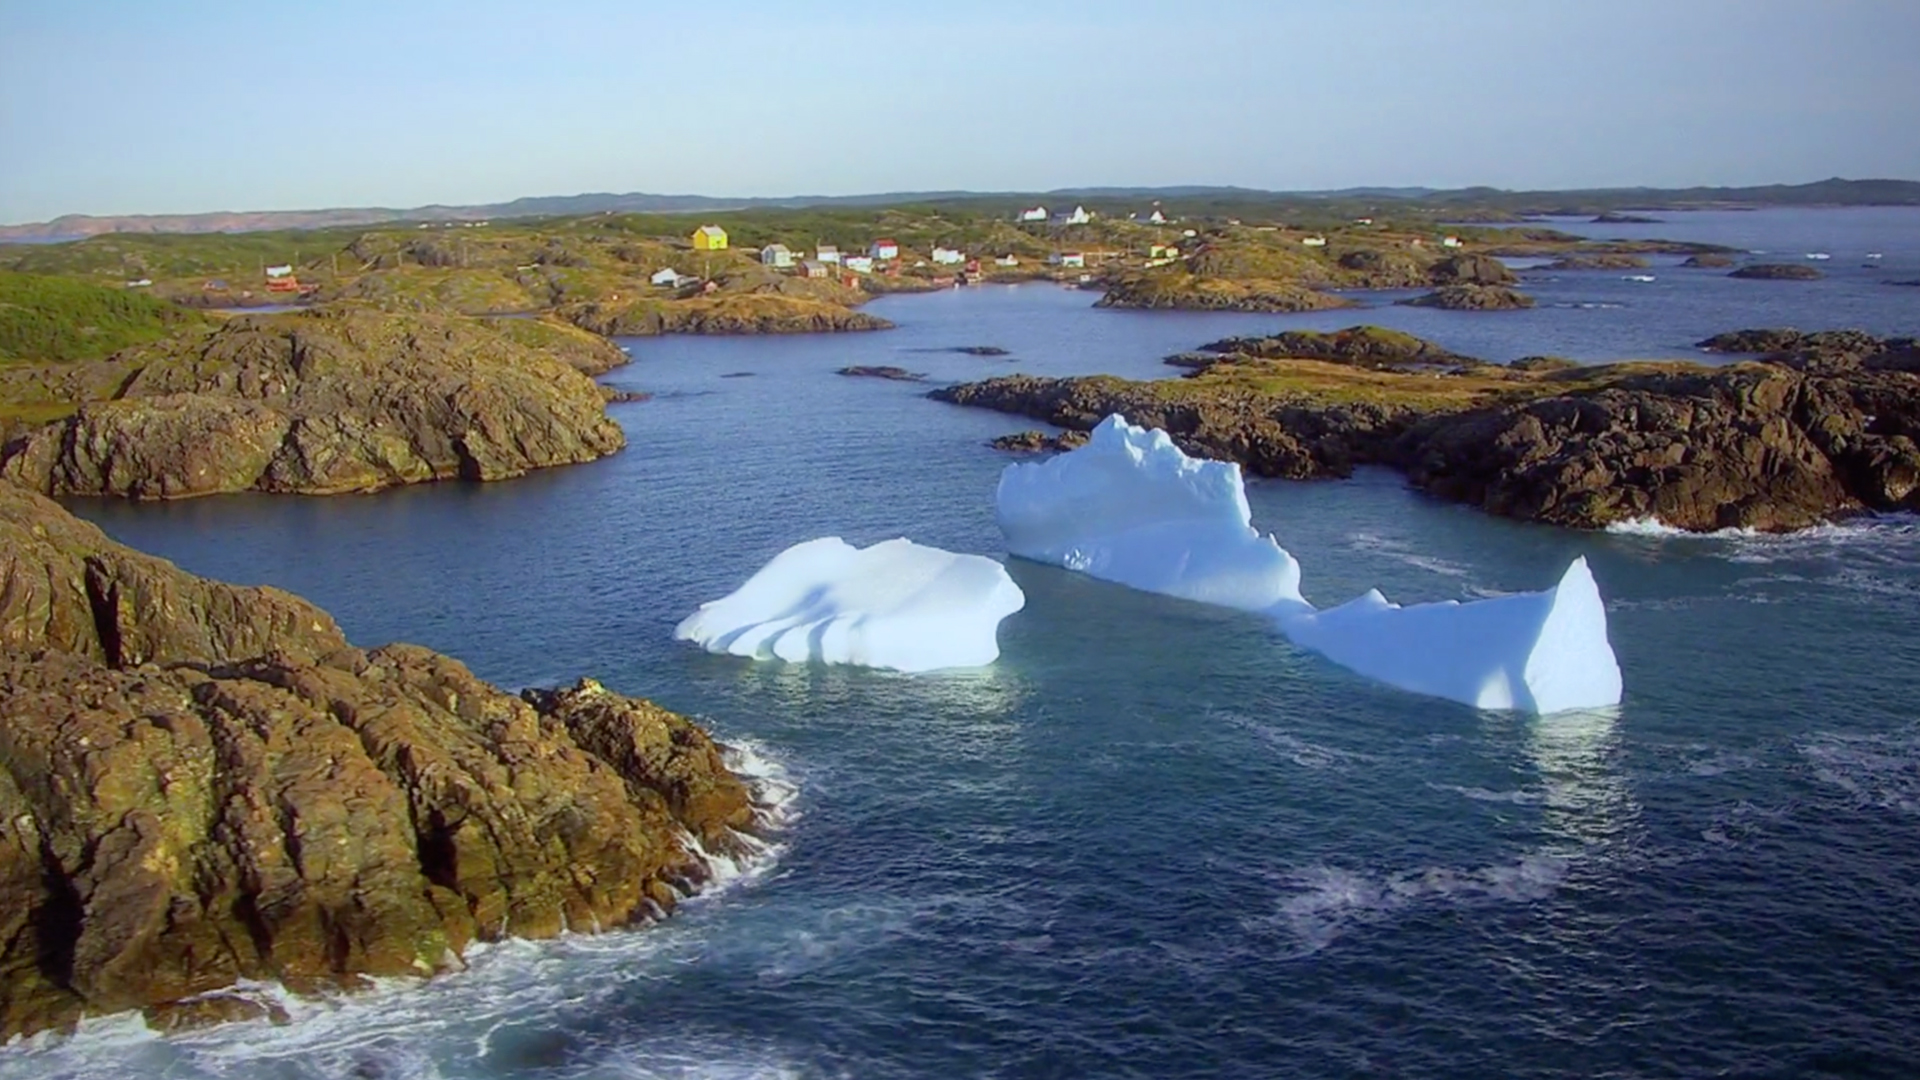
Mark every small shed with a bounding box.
[693,225,729,251]
[761,243,794,268]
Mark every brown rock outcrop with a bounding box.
[1397,285,1537,310]
[932,334,1920,532]
[0,307,626,499]
[0,483,765,1038]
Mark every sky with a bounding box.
[2,0,1918,223]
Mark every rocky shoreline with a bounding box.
[930,328,1920,532]
[1,306,627,500]
[0,482,775,1039]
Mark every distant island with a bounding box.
[3,177,1916,242]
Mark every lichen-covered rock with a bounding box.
[0,307,626,499]
[0,483,761,1039]
[1397,285,1536,310]
[932,334,1920,533]
[1427,253,1517,286]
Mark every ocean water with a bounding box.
[10,208,1920,1079]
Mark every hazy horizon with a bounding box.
[4,0,1918,224]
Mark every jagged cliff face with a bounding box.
[0,306,627,499]
[0,483,757,1038]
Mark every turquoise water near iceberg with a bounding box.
[7,208,1920,1079]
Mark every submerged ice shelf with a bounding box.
[997,416,1623,713]
[674,537,1025,672]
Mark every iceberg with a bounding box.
[1274,559,1622,714]
[996,415,1305,611]
[994,415,1622,713]
[674,537,1025,672]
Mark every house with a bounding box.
[869,238,899,260]
[817,244,841,264]
[797,260,829,279]
[692,225,729,251]
[266,274,300,293]
[844,255,875,274]
[1302,236,1328,247]
[1019,206,1048,222]
[761,243,794,268]
[931,246,965,265]
[1148,244,1179,260]
[995,254,1020,267]
[1064,206,1092,225]
[1354,217,1374,225]
[650,268,684,286]
[1147,209,1168,224]
[1441,235,1463,248]
[1049,252,1086,268]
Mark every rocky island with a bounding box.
[930,327,1920,532]
[0,482,772,1038]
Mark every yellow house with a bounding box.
[692,224,729,251]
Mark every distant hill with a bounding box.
[4,178,1916,241]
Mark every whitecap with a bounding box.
[1256,852,1571,955]
[1799,728,1920,814]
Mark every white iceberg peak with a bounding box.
[995,415,1622,713]
[674,537,1025,673]
[996,415,1305,612]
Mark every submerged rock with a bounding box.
[989,429,1091,453]
[0,482,763,1039]
[1730,263,1824,280]
[1681,253,1735,268]
[837,365,926,381]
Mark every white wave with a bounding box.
[1217,713,1376,770]
[1260,852,1570,955]
[1345,530,1472,578]
[0,744,803,1080]
[1427,782,1548,805]
[1805,252,1831,260]
[1799,728,1920,814]
[1622,274,1657,283]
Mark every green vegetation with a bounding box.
[0,270,206,364]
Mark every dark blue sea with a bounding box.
[7,208,1920,1079]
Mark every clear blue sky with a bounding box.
[3,0,1917,223]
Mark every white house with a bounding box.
[869,239,900,260]
[761,243,794,268]
[1019,206,1048,222]
[931,246,965,265]
[816,244,841,264]
[1441,236,1463,248]
[1301,236,1328,248]
[1065,206,1092,225]
[650,268,684,286]
[844,255,875,274]
[1049,252,1086,268]
[1147,209,1168,224]
[265,265,294,278]
[1354,217,1374,225]
[994,254,1020,267]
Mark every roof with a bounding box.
[873,238,897,245]
[696,225,726,237]
[763,242,791,251]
